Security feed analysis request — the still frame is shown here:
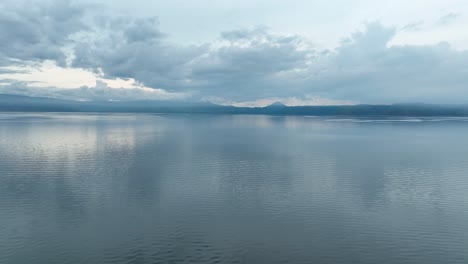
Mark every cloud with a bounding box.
[70,17,468,104]
[437,12,461,26]
[72,23,314,100]
[401,21,424,31]
[123,17,166,43]
[187,28,312,99]
[71,13,207,91]
[0,67,30,74]
[199,23,468,104]
[0,80,186,101]
[1,1,468,104]
[0,0,88,66]
[302,23,468,103]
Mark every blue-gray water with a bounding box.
[1,113,468,264]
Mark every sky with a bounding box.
[0,0,467,106]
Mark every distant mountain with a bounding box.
[0,94,81,112]
[1,94,468,116]
[265,102,287,108]
[0,94,219,113]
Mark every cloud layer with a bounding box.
[0,0,87,66]
[0,0,467,104]
[0,80,185,101]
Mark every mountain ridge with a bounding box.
[1,94,468,116]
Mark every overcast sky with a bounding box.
[0,0,467,105]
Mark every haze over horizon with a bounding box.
[1,0,467,106]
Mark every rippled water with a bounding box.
[1,113,468,264]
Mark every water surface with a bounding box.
[1,113,468,264]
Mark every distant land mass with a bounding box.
[1,94,468,116]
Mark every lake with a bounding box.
[1,113,468,264]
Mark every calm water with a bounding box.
[1,113,468,264]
